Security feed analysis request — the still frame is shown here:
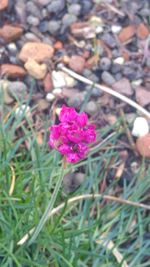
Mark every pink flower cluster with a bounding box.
[49,105,96,163]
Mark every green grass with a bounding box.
[0,100,150,267]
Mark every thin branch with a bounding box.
[17,193,150,246]
[57,64,150,119]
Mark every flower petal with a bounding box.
[77,112,88,127]
[59,105,77,123]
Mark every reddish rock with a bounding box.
[136,134,150,158]
[43,73,53,92]
[137,23,149,40]
[118,25,136,43]
[121,49,130,61]
[0,25,23,42]
[54,41,63,50]
[0,0,8,11]
[112,78,133,96]
[0,64,26,78]
[19,42,54,63]
[135,86,150,106]
[69,55,85,73]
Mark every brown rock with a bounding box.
[112,78,133,96]
[37,99,50,111]
[43,73,53,92]
[69,55,85,73]
[136,134,150,158]
[0,0,8,11]
[19,42,54,63]
[70,22,96,39]
[24,58,47,79]
[137,23,149,40]
[135,86,150,106]
[0,64,26,78]
[118,25,136,43]
[0,25,23,42]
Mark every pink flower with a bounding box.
[49,105,96,163]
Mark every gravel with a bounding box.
[39,21,48,33]
[85,100,98,115]
[47,0,65,14]
[111,63,123,74]
[81,0,93,14]
[26,1,41,17]
[102,33,117,48]
[62,14,77,27]
[68,4,81,16]
[48,21,61,34]
[27,16,40,26]
[7,43,17,55]
[101,71,116,86]
[99,57,111,71]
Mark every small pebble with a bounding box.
[68,4,81,16]
[102,33,116,48]
[47,0,65,13]
[8,81,27,99]
[52,71,66,88]
[41,8,48,18]
[7,43,17,55]
[26,1,41,17]
[62,14,77,27]
[38,0,52,5]
[48,21,61,34]
[81,0,93,14]
[131,79,143,86]
[99,57,111,71]
[46,93,55,102]
[53,88,62,95]
[95,26,104,34]
[111,63,123,74]
[132,117,149,137]
[85,101,98,115]
[24,32,40,42]
[113,57,124,65]
[39,21,48,33]
[111,25,122,34]
[101,71,116,86]
[27,16,40,26]
[86,85,102,97]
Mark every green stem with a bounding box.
[28,166,64,245]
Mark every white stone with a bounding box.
[61,71,76,87]
[52,70,66,88]
[15,105,31,118]
[53,88,62,95]
[113,57,124,65]
[132,117,149,137]
[131,79,143,86]
[7,43,17,54]
[96,26,103,34]
[52,70,76,88]
[46,93,55,102]
[111,25,122,34]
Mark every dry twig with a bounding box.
[17,193,150,246]
[58,64,150,119]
